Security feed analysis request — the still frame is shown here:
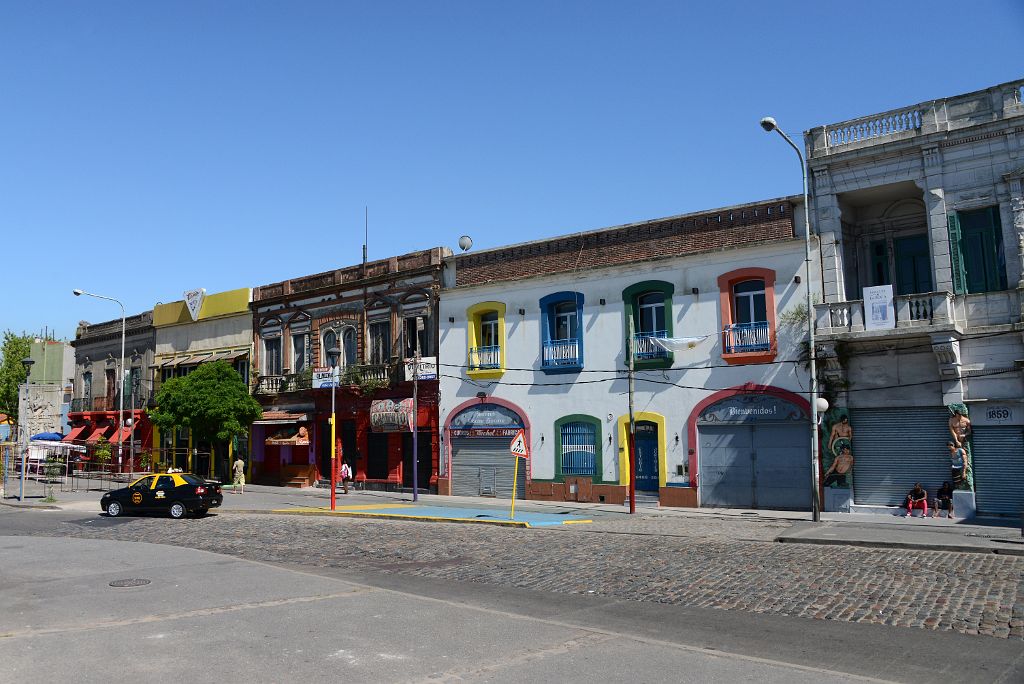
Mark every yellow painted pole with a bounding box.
[510,455,518,519]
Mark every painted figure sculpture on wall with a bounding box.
[820,409,853,488]
[946,404,974,491]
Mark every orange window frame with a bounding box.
[717,267,778,365]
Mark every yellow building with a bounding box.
[151,288,252,480]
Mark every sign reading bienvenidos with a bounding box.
[184,288,206,322]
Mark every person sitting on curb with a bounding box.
[933,481,954,519]
[905,483,928,517]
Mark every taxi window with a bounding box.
[155,476,176,490]
[132,476,155,489]
[181,474,206,485]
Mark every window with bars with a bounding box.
[559,421,596,477]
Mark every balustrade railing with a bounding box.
[722,321,771,354]
[341,364,392,385]
[633,331,669,360]
[815,291,955,334]
[255,373,313,395]
[468,346,501,370]
[542,338,581,368]
[825,109,922,149]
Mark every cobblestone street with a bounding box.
[38,512,1024,641]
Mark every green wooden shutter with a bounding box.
[947,213,967,295]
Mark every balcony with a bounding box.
[633,331,668,360]
[542,338,581,369]
[340,364,392,385]
[468,345,501,370]
[255,373,313,395]
[806,78,1024,159]
[722,321,771,354]
[70,390,151,413]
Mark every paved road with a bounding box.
[2,532,1022,684]
[3,505,1023,644]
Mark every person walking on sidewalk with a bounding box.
[232,456,246,494]
[339,460,351,494]
[905,483,928,517]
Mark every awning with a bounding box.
[205,351,232,363]
[111,424,138,445]
[253,411,310,426]
[188,352,213,364]
[160,356,185,368]
[224,349,249,360]
[63,425,89,442]
[85,425,113,444]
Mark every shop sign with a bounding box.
[698,394,806,424]
[184,288,206,322]
[863,285,895,331]
[405,356,438,381]
[370,398,415,432]
[450,427,520,438]
[312,367,340,389]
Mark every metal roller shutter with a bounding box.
[450,438,526,499]
[849,407,950,506]
[972,426,1024,517]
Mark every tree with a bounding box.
[0,331,32,424]
[149,361,262,448]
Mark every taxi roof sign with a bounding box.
[509,429,529,458]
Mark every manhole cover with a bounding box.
[109,578,151,588]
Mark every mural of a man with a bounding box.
[823,445,854,488]
[828,415,852,456]
[948,408,971,448]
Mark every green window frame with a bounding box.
[952,207,1007,294]
[622,280,675,370]
[552,414,603,483]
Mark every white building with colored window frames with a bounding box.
[437,196,823,509]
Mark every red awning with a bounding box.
[111,424,138,445]
[85,425,113,444]
[62,425,89,442]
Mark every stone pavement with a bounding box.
[8,497,1022,641]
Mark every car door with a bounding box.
[127,476,156,513]
[153,475,177,510]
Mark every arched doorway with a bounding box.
[446,401,528,500]
[691,386,811,510]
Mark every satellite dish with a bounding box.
[458,235,473,252]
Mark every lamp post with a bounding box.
[327,347,340,511]
[759,116,823,522]
[73,289,127,477]
[18,358,34,501]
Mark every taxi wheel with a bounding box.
[169,502,186,519]
[106,501,122,517]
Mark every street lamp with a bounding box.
[759,116,823,522]
[18,358,34,501]
[73,289,127,477]
[327,347,340,511]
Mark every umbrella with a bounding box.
[30,432,65,441]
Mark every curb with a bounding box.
[266,508,537,527]
[774,535,1024,557]
[0,500,61,510]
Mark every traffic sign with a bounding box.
[509,429,529,459]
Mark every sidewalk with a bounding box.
[3,477,1021,553]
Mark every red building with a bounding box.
[250,248,449,489]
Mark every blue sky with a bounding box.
[2,1,1021,339]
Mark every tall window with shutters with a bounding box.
[554,414,603,482]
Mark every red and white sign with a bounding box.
[509,429,529,459]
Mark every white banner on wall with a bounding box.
[863,285,895,331]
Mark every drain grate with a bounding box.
[109,578,151,588]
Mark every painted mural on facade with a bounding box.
[947,403,973,491]
[821,408,853,489]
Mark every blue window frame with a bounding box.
[539,292,584,373]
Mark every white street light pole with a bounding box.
[73,289,127,478]
[18,358,35,501]
[759,117,822,522]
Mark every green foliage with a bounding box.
[93,436,112,463]
[149,361,262,445]
[0,331,32,423]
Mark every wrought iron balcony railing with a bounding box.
[722,321,771,354]
[468,345,501,370]
[633,331,669,360]
[542,338,581,368]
